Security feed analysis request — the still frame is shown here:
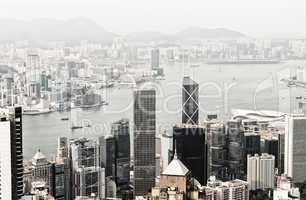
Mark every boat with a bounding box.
[206,59,281,65]
[23,108,54,115]
[71,126,83,130]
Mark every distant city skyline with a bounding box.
[0,0,306,38]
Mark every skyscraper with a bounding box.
[285,115,306,192]
[207,122,227,180]
[247,154,275,190]
[111,119,130,187]
[56,137,70,200]
[151,49,159,70]
[182,76,199,125]
[242,132,261,174]
[70,138,105,199]
[278,133,285,175]
[133,89,156,196]
[227,119,244,179]
[262,136,279,169]
[172,124,208,185]
[99,135,116,178]
[0,107,23,200]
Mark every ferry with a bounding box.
[23,108,54,115]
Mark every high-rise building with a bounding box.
[204,176,249,200]
[285,115,306,193]
[133,89,156,196]
[172,124,208,185]
[242,132,261,174]
[0,107,23,200]
[262,136,279,169]
[99,135,116,178]
[207,121,227,180]
[111,119,130,187]
[278,133,285,175]
[182,76,199,125]
[26,53,40,83]
[151,49,159,70]
[0,73,14,106]
[51,161,66,200]
[247,154,275,190]
[56,137,70,200]
[30,150,54,195]
[70,138,105,199]
[226,119,244,179]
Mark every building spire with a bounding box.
[174,141,178,159]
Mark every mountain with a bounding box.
[0,18,116,44]
[125,31,171,43]
[125,27,246,43]
[175,27,246,39]
[0,18,246,43]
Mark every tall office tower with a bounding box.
[207,122,227,180]
[70,138,105,199]
[133,89,156,196]
[172,124,208,185]
[247,154,275,190]
[285,115,306,195]
[0,107,23,200]
[226,120,244,179]
[278,133,285,174]
[57,137,69,160]
[151,49,159,70]
[111,119,130,187]
[0,73,14,106]
[242,132,261,174]
[99,135,116,178]
[262,136,279,169]
[56,137,70,200]
[26,53,40,83]
[51,161,66,200]
[182,76,199,125]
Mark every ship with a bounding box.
[206,59,281,65]
[23,98,55,115]
[23,108,53,115]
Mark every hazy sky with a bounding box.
[1,0,305,37]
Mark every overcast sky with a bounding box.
[0,0,305,38]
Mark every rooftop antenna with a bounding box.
[174,140,178,159]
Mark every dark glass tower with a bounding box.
[242,132,261,174]
[99,135,116,178]
[262,137,279,169]
[133,89,156,196]
[278,133,285,174]
[182,76,199,125]
[172,125,208,185]
[207,122,227,180]
[226,119,244,179]
[111,119,130,187]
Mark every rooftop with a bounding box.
[183,76,198,86]
[162,154,189,176]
